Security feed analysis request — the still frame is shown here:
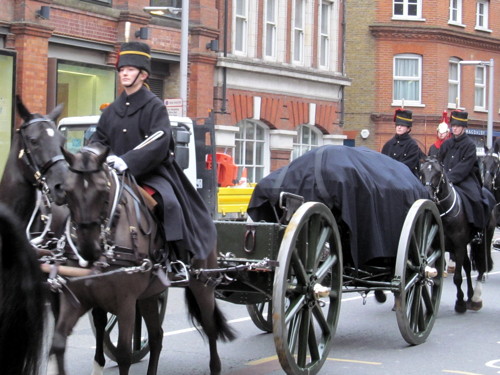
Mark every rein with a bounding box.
[424,167,460,218]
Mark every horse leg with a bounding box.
[138,295,164,375]
[114,303,136,375]
[48,295,87,375]
[91,307,107,375]
[452,249,467,313]
[462,252,475,310]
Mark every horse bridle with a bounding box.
[18,117,65,195]
[482,154,500,191]
[422,168,459,217]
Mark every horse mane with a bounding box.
[0,203,46,375]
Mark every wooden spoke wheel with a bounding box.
[394,199,445,345]
[273,202,342,375]
[89,290,168,363]
[246,301,273,333]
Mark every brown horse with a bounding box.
[419,157,494,313]
[49,144,235,375]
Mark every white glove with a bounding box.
[106,155,128,172]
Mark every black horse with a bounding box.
[481,150,500,227]
[419,157,494,313]
[0,97,67,226]
[0,202,47,375]
[50,145,235,375]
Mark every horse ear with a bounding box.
[96,146,110,166]
[16,96,32,122]
[61,147,76,166]
[48,103,64,123]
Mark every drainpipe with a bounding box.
[339,0,346,127]
[180,0,189,117]
[221,0,228,113]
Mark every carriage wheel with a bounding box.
[246,301,273,332]
[394,199,445,345]
[89,290,168,363]
[273,202,342,375]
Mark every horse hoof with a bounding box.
[467,300,483,311]
[455,301,467,313]
[374,290,387,303]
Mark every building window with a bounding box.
[56,61,116,118]
[234,0,248,54]
[393,0,422,19]
[264,0,277,59]
[292,125,322,160]
[235,120,269,182]
[82,0,111,5]
[0,51,15,177]
[449,0,462,24]
[476,0,489,30]
[448,58,460,108]
[319,1,332,69]
[475,65,486,110]
[292,0,305,63]
[393,54,422,106]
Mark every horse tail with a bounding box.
[0,203,46,375]
[185,287,236,342]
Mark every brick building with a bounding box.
[344,0,500,154]
[0,0,351,182]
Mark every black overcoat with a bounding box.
[381,132,422,176]
[439,134,495,229]
[247,146,429,267]
[91,87,216,259]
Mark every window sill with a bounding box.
[391,102,426,108]
[448,21,466,28]
[474,27,492,33]
[474,108,488,113]
[391,16,426,22]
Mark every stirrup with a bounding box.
[471,232,483,244]
[169,260,189,285]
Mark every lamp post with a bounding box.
[144,2,188,117]
[459,59,494,149]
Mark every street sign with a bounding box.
[164,98,183,117]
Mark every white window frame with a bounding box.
[448,58,461,108]
[319,1,333,69]
[392,54,423,107]
[392,0,423,20]
[234,120,270,183]
[475,0,490,31]
[264,0,277,60]
[292,125,323,160]
[474,65,486,111]
[292,0,305,64]
[233,0,248,55]
[448,0,464,26]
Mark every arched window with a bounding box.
[235,120,269,182]
[292,125,322,160]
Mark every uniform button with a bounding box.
[125,102,130,106]
[123,129,127,133]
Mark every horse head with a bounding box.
[481,151,500,194]
[419,157,448,201]
[62,144,110,263]
[15,96,68,205]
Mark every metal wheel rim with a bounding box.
[394,199,445,345]
[272,202,342,375]
[247,301,273,333]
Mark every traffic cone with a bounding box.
[238,168,248,186]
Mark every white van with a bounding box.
[57,116,197,187]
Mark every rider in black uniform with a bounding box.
[439,110,495,237]
[381,109,423,177]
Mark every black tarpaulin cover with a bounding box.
[247,145,429,267]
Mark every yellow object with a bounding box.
[217,185,255,217]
